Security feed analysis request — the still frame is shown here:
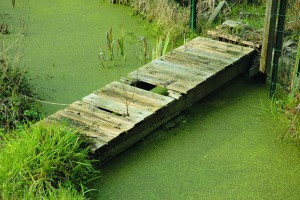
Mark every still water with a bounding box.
[2,1,300,199]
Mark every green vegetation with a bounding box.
[0,123,98,199]
[99,28,128,68]
[130,0,190,40]
[0,0,298,199]
[136,36,149,66]
[152,32,170,60]
[0,35,40,131]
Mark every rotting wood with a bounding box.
[95,45,256,164]
[128,69,191,94]
[182,45,239,64]
[68,101,136,127]
[187,37,254,55]
[152,59,213,78]
[95,82,171,112]
[260,0,279,73]
[162,51,226,73]
[42,36,256,164]
[207,1,229,25]
[106,81,173,106]
[168,90,182,100]
[83,93,152,120]
[207,30,261,49]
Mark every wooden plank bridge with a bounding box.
[44,37,256,163]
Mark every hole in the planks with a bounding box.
[95,106,123,117]
[131,81,169,96]
[133,81,156,91]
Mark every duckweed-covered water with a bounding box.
[93,77,300,199]
[1,0,154,115]
[2,1,300,199]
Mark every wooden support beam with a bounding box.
[207,1,228,25]
[259,0,279,73]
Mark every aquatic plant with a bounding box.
[106,28,115,61]
[152,33,170,60]
[117,31,125,56]
[99,28,127,68]
[0,123,99,199]
[98,47,108,68]
[11,0,16,7]
[0,22,9,34]
[136,36,149,66]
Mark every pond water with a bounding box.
[2,1,300,199]
[1,0,154,115]
[93,76,300,199]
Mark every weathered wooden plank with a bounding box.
[68,102,133,133]
[82,93,152,120]
[207,1,228,25]
[57,109,122,136]
[186,41,248,60]
[180,45,239,64]
[207,30,261,49]
[168,90,182,100]
[151,59,213,78]
[69,100,136,128]
[259,0,278,73]
[174,46,233,66]
[162,51,227,74]
[95,87,161,113]
[128,69,195,94]
[191,37,254,54]
[140,63,207,85]
[95,49,257,163]
[100,81,174,108]
[45,113,110,146]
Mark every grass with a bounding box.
[0,123,99,199]
[228,1,266,29]
[130,0,190,40]
[0,32,40,131]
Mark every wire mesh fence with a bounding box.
[270,0,300,97]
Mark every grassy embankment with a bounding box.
[0,6,99,199]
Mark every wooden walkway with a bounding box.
[44,37,256,163]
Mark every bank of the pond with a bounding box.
[2,0,155,115]
[92,76,300,200]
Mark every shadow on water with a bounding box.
[91,76,300,200]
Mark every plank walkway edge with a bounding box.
[42,37,257,164]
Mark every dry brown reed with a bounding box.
[131,0,190,39]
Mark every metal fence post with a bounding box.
[190,0,198,31]
[270,0,288,98]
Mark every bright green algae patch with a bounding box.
[93,76,300,200]
[2,0,154,115]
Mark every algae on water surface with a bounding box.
[93,76,300,200]
[1,0,154,115]
[3,1,300,199]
